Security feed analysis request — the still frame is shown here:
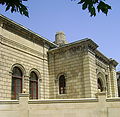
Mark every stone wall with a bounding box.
[96,56,118,97]
[48,40,99,99]
[0,26,49,99]
[0,92,120,117]
[48,40,118,99]
[48,46,86,99]
[0,15,118,100]
[117,72,120,97]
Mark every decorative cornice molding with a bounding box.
[0,15,57,49]
[95,50,109,65]
[95,50,118,68]
[109,59,118,67]
[48,39,98,56]
[0,35,48,61]
[96,59,108,70]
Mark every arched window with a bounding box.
[59,75,66,94]
[11,67,22,100]
[29,71,38,99]
[97,78,103,92]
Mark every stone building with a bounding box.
[0,15,118,100]
[117,71,120,97]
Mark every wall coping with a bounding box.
[106,97,120,102]
[19,93,29,97]
[0,100,19,104]
[28,98,98,104]
[0,98,120,105]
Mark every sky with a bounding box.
[0,0,120,70]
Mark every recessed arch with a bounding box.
[10,63,26,76]
[97,78,103,92]
[56,72,67,80]
[97,72,106,92]
[29,68,41,79]
[59,75,66,94]
[56,73,67,95]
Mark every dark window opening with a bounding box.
[97,78,103,92]
[29,71,38,99]
[59,75,66,94]
[11,67,22,100]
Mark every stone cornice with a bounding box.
[96,59,108,70]
[117,71,120,74]
[95,50,110,65]
[109,59,118,67]
[0,35,48,61]
[95,50,118,67]
[0,14,57,49]
[48,38,98,54]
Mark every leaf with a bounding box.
[11,6,15,13]
[82,3,87,10]
[90,7,96,16]
[93,0,98,4]
[77,0,111,16]
[0,0,29,17]
[78,0,85,4]
[97,1,111,15]
[5,4,10,11]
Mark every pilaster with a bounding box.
[109,65,118,97]
[83,50,97,98]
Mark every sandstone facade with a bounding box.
[117,72,120,97]
[0,15,118,100]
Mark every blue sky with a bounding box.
[0,0,120,70]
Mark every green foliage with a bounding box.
[77,0,111,16]
[0,0,111,17]
[0,0,29,17]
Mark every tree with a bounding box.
[0,0,29,17]
[76,0,111,16]
[0,0,111,17]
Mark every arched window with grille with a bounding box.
[29,71,38,99]
[59,75,66,94]
[11,67,23,100]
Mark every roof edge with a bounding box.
[49,38,98,52]
[0,14,57,48]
